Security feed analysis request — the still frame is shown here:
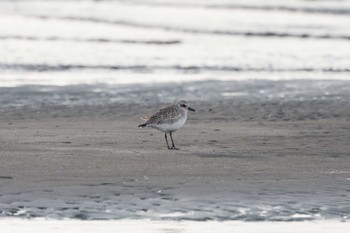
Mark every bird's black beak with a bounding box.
[188,107,195,112]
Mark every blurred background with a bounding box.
[1,0,350,108]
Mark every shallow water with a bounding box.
[0,80,349,117]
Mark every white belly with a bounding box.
[154,117,187,133]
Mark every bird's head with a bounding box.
[178,100,195,112]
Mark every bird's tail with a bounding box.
[138,123,147,128]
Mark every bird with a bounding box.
[138,100,195,150]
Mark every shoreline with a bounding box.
[1,79,349,121]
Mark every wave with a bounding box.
[1,63,349,73]
[214,4,350,16]
[131,1,350,16]
[5,0,350,16]
[30,15,350,41]
[0,35,181,45]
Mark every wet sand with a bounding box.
[1,116,349,181]
[0,98,349,220]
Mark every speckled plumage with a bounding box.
[145,103,186,126]
[138,100,195,150]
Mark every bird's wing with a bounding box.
[140,105,171,122]
[146,105,182,125]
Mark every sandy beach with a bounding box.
[1,88,349,221]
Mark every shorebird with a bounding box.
[138,100,195,150]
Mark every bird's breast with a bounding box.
[155,116,187,133]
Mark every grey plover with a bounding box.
[138,100,195,150]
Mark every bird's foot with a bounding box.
[170,146,179,150]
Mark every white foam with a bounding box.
[0,219,349,233]
[0,71,349,88]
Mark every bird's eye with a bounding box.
[181,104,186,107]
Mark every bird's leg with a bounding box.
[164,133,171,149]
[169,132,179,150]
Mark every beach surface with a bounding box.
[0,82,349,221]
